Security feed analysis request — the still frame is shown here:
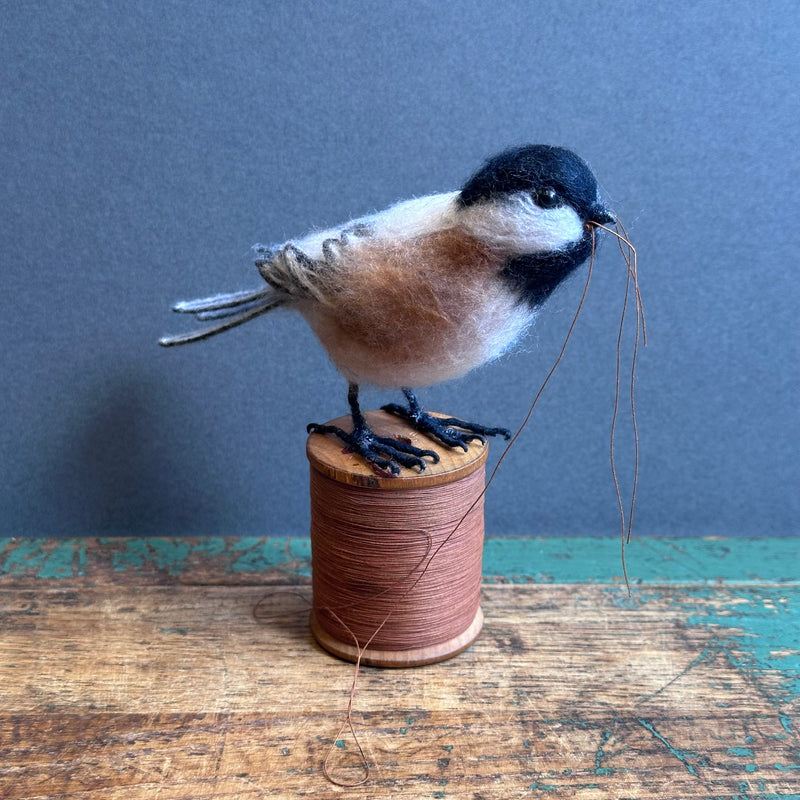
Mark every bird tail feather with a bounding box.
[158,287,283,346]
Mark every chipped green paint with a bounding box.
[531,780,602,792]
[38,540,85,578]
[529,780,558,791]
[228,537,311,576]
[482,536,800,585]
[0,536,314,580]
[0,538,87,579]
[105,537,192,573]
[637,718,702,776]
[2,536,798,584]
[720,793,800,800]
[752,795,800,800]
[679,587,798,703]
[625,585,799,713]
[594,729,614,775]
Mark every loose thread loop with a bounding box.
[321,613,371,787]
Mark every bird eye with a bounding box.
[535,187,560,209]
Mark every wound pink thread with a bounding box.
[309,464,485,653]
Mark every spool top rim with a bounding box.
[306,409,489,489]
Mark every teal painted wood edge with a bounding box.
[0,537,797,584]
[482,536,800,585]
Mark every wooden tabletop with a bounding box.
[1,536,798,799]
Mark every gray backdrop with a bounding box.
[2,1,797,540]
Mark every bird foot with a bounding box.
[380,403,511,451]
[306,422,440,476]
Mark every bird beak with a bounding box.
[590,204,616,226]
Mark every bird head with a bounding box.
[456,144,615,306]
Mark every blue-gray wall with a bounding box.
[2,1,797,539]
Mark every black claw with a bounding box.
[434,416,512,441]
[307,422,439,475]
[381,397,511,451]
[307,384,505,477]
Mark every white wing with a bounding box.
[289,191,461,260]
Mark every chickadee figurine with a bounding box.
[160,144,615,474]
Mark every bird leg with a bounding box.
[382,389,511,451]
[307,383,440,475]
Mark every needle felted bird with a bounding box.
[160,144,615,474]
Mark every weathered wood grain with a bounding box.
[0,538,798,799]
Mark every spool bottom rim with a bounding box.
[309,607,484,668]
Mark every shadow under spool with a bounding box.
[306,410,488,668]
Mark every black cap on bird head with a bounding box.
[458,144,614,226]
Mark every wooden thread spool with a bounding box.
[307,410,488,668]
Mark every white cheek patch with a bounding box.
[458,192,584,254]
